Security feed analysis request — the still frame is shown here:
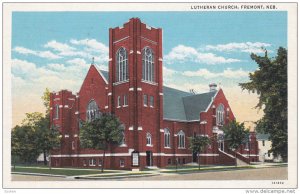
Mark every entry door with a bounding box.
[146,151,152,166]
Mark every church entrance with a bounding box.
[146,151,152,166]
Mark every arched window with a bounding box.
[54,104,59,119]
[164,128,171,148]
[116,47,128,82]
[86,100,100,122]
[146,133,152,146]
[142,47,155,82]
[178,130,185,148]
[216,104,225,125]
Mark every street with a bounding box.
[11,166,287,181]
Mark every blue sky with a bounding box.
[11,11,287,126]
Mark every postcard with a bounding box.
[2,2,297,190]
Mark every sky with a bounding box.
[11,11,287,127]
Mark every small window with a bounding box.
[167,158,172,165]
[120,130,126,145]
[83,159,87,166]
[72,141,75,150]
[143,94,148,106]
[268,152,271,157]
[178,158,181,164]
[120,159,125,168]
[117,96,121,107]
[123,95,128,106]
[262,140,265,146]
[89,158,96,166]
[149,96,154,107]
[54,104,59,119]
[146,133,152,146]
[183,158,186,164]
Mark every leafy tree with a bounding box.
[11,125,40,164]
[11,88,60,166]
[35,117,61,165]
[189,135,211,170]
[41,88,51,117]
[240,47,287,161]
[80,113,124,172]
[222,120,249,166]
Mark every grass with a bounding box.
[165,165,212,169]
[12,166,120,176]
[162,165,256,174]
[88,172,151,178]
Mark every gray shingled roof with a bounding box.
[98,69,215,121]
[182,91,217,120]
[163,86,191,120]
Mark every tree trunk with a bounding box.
[43,150,47,166]
[235,152,237,167]
[101,149,106,173]
[198,152,200,170]
[49,153,52,170]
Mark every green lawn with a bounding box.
[12,166,120,176]
[162,165,256,174]
[88,172,151,178]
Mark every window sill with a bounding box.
[113,80,129,86]
[141,80,158,86]
[146,144,153,147]
[164,147,171,149]
[117,106,121,109]
[89,164,96,166]
[178,147,186,149]
[150,106,154,108]
[144,105,148,107]
[123,105,128,107]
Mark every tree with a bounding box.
[189,135,211,170]
[222,120,249,166]
[80,113,124,172]
[11,125,40,164]
[11,88,60,166]
[239,47,287,161]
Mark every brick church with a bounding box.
[50,18,258,170]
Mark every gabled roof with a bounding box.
[182,91,217,121]
[93,69,217,121]
[163,86,191,121]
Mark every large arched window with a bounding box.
[146,132,152,146]
[116,47,128,82]
[142,47,155,82]
[216,104,225,125]
[86,100,100,122]
[178,130,185,148]
[164,128,171,148]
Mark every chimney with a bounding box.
[209,83,217,92]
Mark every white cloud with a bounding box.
[13,46,36,55]
[47,63,66,71]
[165,45,240,65]
[13,46,61,59]
[205,42,272,54]
[70,38,108,53]
[163,66,177,77]
[183,68,249,79]
[44,40,75,52]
